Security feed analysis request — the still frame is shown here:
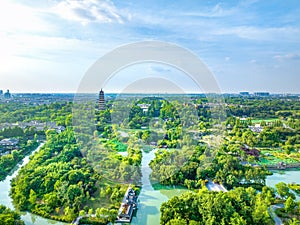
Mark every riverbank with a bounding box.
[0,143,67,225]
[2,144,300,225]
[131,156,300,225]
[130,150,189,225]
[0,139,39,181]
[267,169,300,189]
[266,163,300,170]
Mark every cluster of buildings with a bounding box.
[0,138,19,155]
[0,121,65,133]
[0,89,12,99]
[137,103,151,113]
[1,92,75,105]
[239,92,270,97]
[0,121,65,156]
[248,124,264,133]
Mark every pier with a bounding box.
[115,186,138,223]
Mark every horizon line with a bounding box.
[5,92,300,95]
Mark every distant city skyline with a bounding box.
[0,0,299,93]
[1,90,299,95]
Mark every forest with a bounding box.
[160,186,275,225]
[10,128,133,224]
[0,204,24,225]
[0,101,72,181]
[1,94,300,224]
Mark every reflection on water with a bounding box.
[266,169,300,201]
[131,151,188,225]
[133,153,300,225]
[3,145,296,225]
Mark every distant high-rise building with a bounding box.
[98,89,105,110]
[4,90,11,99]
[240,92,250,96]
[254,92,270,97]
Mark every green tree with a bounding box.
[29,189,37,205]
[0,205,25,225]
[166,218,187,225]
[230,212,247,225]
[288,218,300,225]
[285,196,296,213]
[79,210,85,216]
[275,182,290,199]
[44,193,59,208]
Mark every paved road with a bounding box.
[283,123,295,131]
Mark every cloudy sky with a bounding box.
[0,0,299,93]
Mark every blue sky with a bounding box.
[0,0,299,93]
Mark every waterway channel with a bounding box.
[1,144,300,225]
[131,151,188,225]
[132,151,300,225]
[0,143,67,225]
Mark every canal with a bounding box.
[132,150,300,225]
[131,150,188,225]
[1,144,300,225]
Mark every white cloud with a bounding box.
[182,3,236,18]
[0,1,52,33]
[214,26,300,42]
[53,0,124,25]
[0,32,114,67]
[273,53,300,61]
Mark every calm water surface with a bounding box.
[131,151,188,225]
[266,169,300,188]
[2,145,299,225]
[132,157,300,225]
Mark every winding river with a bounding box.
[1,144,300,225]
[0,144,67,225]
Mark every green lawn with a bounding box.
[259,148,300,165]
[105,138,128,152]
[251,118,278,124]
[259,157,283,165]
